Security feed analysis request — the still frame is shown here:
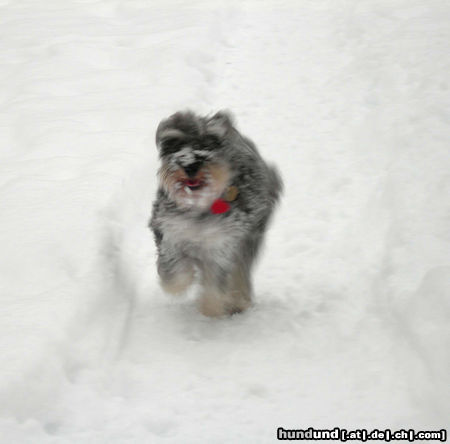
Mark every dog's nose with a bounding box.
[184,161,202,178]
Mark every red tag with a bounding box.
[210,199,230,214]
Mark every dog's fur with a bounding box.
[149,110,282,317]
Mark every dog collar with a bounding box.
[210,185,239,214]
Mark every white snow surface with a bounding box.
[1,1,449,442]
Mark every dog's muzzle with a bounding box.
[183,161,202,178]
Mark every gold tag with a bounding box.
[224,185,239,202]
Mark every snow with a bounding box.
[1,0,449,442]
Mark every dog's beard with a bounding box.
[159,162,230,210]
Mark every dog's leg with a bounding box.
[197,261,252,317]
[157,246,194,295]
[197,260,235,317]
[197,286,227,317]
[160,265,194,294]
[227,263,252,314]
[224,236,259,314]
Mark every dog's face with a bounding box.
[156,111,233,210]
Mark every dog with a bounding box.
[149,110,282,317]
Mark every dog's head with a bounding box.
[155,111,233,210]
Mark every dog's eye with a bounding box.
[160,137,184,155]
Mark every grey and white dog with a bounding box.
[149,110,282,317]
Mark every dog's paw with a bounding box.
[160,268,194,295]
[197,291,251,317]
[228,299,252,316]
[197,292,227,318]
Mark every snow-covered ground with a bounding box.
[1,1,449,442]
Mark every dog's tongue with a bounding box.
[185,178,201,187]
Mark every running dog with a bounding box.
[150,110,282,316]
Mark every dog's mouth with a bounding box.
[160,162,230,210]
[182,178,205,191]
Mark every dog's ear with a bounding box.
[206,110,234,138]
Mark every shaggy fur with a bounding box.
[149,110,282,317]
